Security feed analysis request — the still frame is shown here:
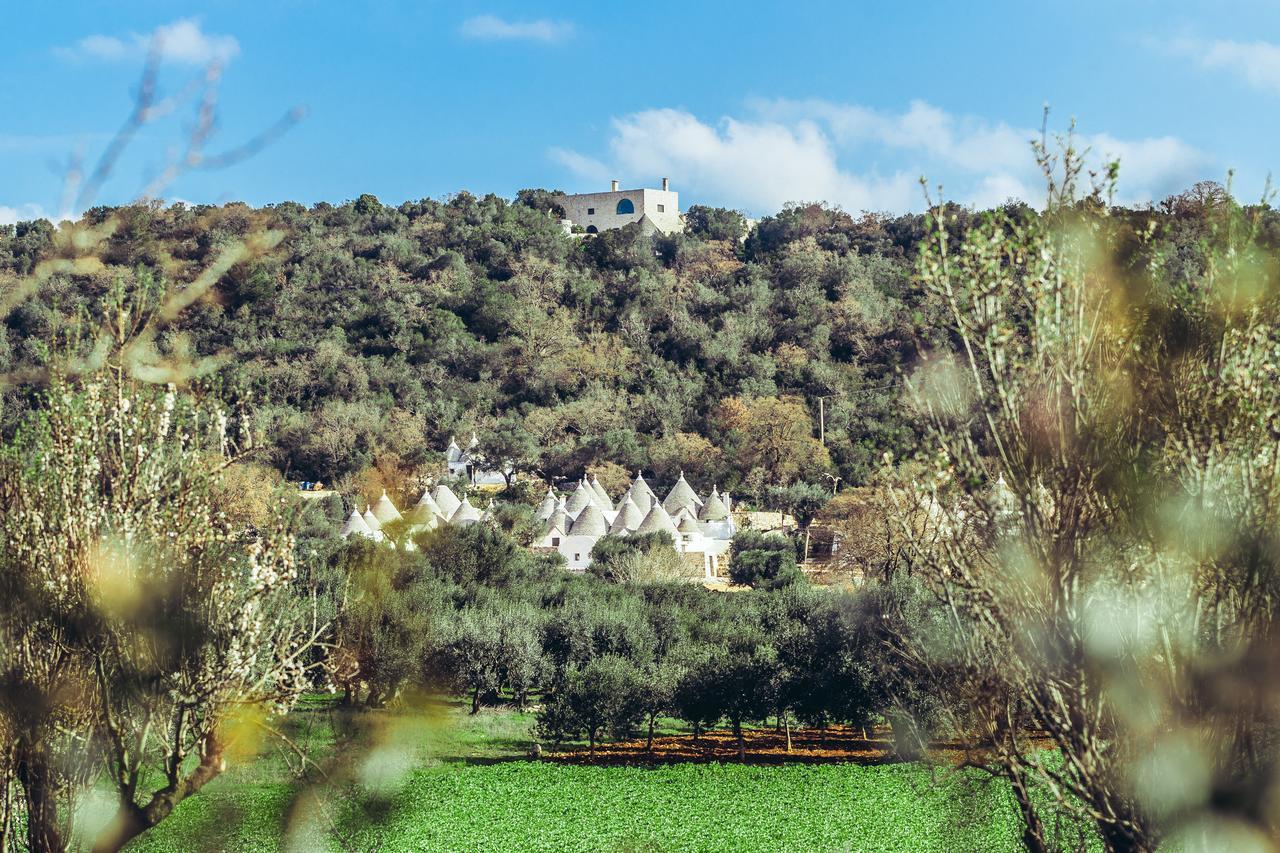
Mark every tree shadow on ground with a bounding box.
[537,725,1052,769]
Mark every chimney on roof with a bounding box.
[611,179,619,192]
[662,177,669,191]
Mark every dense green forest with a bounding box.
[1,182,1274,497]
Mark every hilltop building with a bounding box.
[554,179,684,236]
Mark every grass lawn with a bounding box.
[124,698,1034,853]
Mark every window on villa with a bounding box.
[657,204,665,212]
[616,198,635,214]
[551,537,560,546]
[587,207,595,215]
[574,553,581,561]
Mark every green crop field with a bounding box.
[128,761,1027,853]
[122,701,1039,853]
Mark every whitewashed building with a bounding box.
[446,433,510,486]
[339,469,736,579]
[554,179,684,236]
[530,471,735,578]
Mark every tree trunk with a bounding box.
[646,715,656,753]
[92,803,149,853]
[1006,768,1050,853]
[588,731,596,758]
[733,718,745,761]
[92,733,226,853]
[784,712,792,753]
[888,712,925,761]
[16,745,65,853]
[0,745,15,853]
[471,686,481,715]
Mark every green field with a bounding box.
[121,700,1033,853]
[131,760,1025,853]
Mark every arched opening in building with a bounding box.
[585,225,599,234]
[615,198,635,215]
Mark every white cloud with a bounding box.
[598,108,919,214]
[549,148,611,184]
[55,19,239,66]
[0,203,49,226]
[552,100,1211,215]
[1081,133,1207,203]
[459,15,574,43]
[1168,36,1280,94]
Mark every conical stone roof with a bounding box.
[609,495,644,535]
[565,481,596,517]
[544,503,570,536]
[407,510,439,532]
[663,472,703,515]
[631,471,658,500]
[340,509,372,539]
[635,502,678,539]
[432,484,461,518]
[450,497,482,526]
[407,489,444,525]
[536,486,559,520]
[626,483,653,515]
[570,503,608,537]
[372,491,402,525]
[446,436,463,464]
[589,476,614,512]
[677,513,701,535]
[698,488,729,521]
[416,488,444,516]
[362,508,382,532]
[672,505,697,526]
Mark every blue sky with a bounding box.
[4,1,1280,224]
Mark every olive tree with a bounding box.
[899,137,1280,851]
[536,655,644,756]
[0,372,320,852]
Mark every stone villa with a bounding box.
[554,179,684,236]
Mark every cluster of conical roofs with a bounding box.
[536,470,731,542]
[338,482,487,541]
[338,469,735,573]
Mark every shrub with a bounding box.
[588,531,684,583]
[728,530,802,589]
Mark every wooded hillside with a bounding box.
[0,183,1267,496]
